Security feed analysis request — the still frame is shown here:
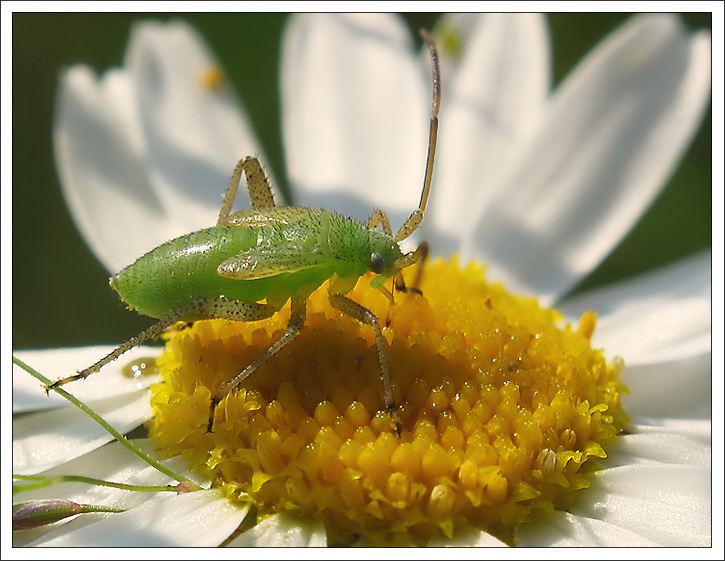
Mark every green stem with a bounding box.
[13,356,200,488]
[13,474,179,494]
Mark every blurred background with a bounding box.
[12,12,712,350]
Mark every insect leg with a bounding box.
[364,209,393,236]
[46,298,279,391]
[375,242,429,328]
[208,298,307,432]
[218,156,276,225]
[394,241,430,295]
[327,293,402,436]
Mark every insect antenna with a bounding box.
[389,29,439,297]
[394,28,440,243]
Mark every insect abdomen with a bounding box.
[111,226,266,319]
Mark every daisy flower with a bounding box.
[12,13,712,547]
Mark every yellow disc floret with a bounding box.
[147,257,628,545]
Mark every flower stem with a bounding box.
[13,356,201,488]
[13,473,179,494]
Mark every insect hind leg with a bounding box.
[218,156,276,225]
[46,297,280,392]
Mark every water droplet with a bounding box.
[122,357,158,379]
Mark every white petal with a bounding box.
[517,509,659,547]
[431,14,551,252]
[54,66,178,272]
[608,421,711,467]
[559,251,711,364]
[228,512,327,547]
[466,14,711,304]
[30,489,247,547]
[622,352,711,421]
[568,460,711,546]
[13,438,202,504]
[13,389,154,475]
[628,418,711,451]
[127,20,267,233]
[13,438,203,544]
[521,418,710,546]
[13,438,208,546]
[13,440,184,547]
[282,14,427,230]
[13,346,162,412]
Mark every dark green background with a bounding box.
[12,13,712,349]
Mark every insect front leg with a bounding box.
[208,298,307,432]
[394,241,430,296]
[218,156,276,225]
[327,292,402,436]
[46,297,280,391]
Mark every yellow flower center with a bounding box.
[147,258,628,545]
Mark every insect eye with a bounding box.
[370,252,386,274]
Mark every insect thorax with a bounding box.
[327,215,403,278]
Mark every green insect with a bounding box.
[48,30,441,436]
